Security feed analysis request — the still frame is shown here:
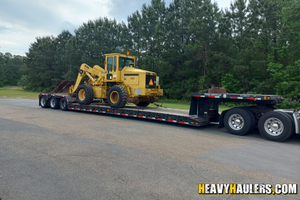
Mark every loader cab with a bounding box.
[105,53,137,82]
[119,56,135,70]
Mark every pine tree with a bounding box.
[25,36,56,91]
[127,11,143,58]
[0,54,5,87]
[139,0,166,72]
[228,0,254,93]
[52,30,73,81]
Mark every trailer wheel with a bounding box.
[59,98,68,111]
[40,96,49,108]
[107,85,127,108]
[258,111,294,142]
[50,97,59,109]
[136,102,150,107]
[76,84,94,105]
[224,108,254,135]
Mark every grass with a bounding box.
[0,87,40,99]
[0,87,230,112]
[147,102,230,112]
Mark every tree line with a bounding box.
[0,52,25,87]
[4,0,300,100]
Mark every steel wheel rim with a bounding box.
[50,98,55,107]
[78,89,86,101]
[264,117,284,136]
[41,98,46,106]
[110,91,119,104]
[228,114,244,130]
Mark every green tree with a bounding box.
[5,56,24,85]
[25,36,56,91]
[62,35,83,80]
[0,54,5,87]
[228,0,254,93]
[127,11,143,58]
[139,0,166,73]
[188,0,223,90]
[75,17,125,67]
[52,30,73,81]
[267,0,300,99]
[162,0,193,98]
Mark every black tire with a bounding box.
[107,85,127,108]
[59,98,68,111]
[136,102,150,107]
[247,109,256,129]
[281,112,296,139]
[281,112,294,124]
[40,96,49,108]
[258,111,294,142]
[76,84,94,105]
[49,97,59,109]
[224,108,254,136]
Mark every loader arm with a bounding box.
[69,63,106,94]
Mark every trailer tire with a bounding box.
[136,102,150,107]
[281,112,296,138]
[59,98,68,111]
[40,96,49,108]
[224,108,254,136]
[76,84,94,105]
[258,111,294,142]
[107,85,127,108]
[50,97,59,109]
[247,109,256,128]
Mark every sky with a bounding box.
[0,0,232,56]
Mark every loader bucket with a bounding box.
[51,80,75,94]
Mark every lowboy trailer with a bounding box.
[39,92,300,142]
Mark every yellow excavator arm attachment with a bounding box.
[69,63,106,94]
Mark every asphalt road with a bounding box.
[0,98,299,200]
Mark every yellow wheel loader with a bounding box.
[67,53,163,108]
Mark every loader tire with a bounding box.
[107,85,127,108]
[76,84,94,105]
[136,102,150,107]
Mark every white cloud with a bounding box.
[0,0,113,56]
[51,0,112,27]
[0,24,50,55]
[0,0,232,56]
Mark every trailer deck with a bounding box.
[39,92,282,128]
[39,92,300,142]
[67,101,208,127]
